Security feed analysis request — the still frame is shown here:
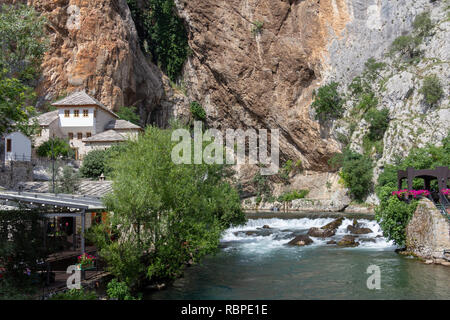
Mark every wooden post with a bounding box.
[81,211,85,255]
[407,167,414,191]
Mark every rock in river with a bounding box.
[307,227,336,238]
[321,217,344,231]
[337,235,360,247]
[347,225,373,234]
[287,235,313,247]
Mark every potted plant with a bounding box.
[76,253,96,270]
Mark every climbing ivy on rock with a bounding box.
[127,0,190,82]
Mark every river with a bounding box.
[147,214,450,300]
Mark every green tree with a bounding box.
[0,4,48,81]
[420,75,443,107]
[413,11,433,38]
[364,108,390,141]
[54,166,81,194]
[90,124,245,288]
[0,74,37,137]
[312,82,344,122]
[338,149,374,201]
[80,144,129,179]
[117,106,140,126]
[36,137,73,159]
[128,0,189,82]
[80,149,109,179]
[0,4,48,137]
[390,35,421,58]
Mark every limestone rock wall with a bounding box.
[406,198,450,260]
[23,0,166,124]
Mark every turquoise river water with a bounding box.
[148,215,450,300]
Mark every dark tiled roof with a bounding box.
[105,119,142,130]
[82,130,126,143]
[34,110,59,126]
[20,180,113,198]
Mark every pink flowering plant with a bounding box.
[441,189,450,195]
[392,189,430,198]
[77,253,95,268]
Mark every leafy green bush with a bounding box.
[80,149,109,179]
[375,183,417,247]
[36,137,73,159]
[354,92,378,114]
[413,11,433,38]
[390,35,421,58]
[117,106,140,125]
[312,82,344,122]
[106,279,138,300]
[420,75,443,106]
[364,108,390,141]
[190,101,206,121]
[337,149,374,201]
[80,144,128,179]
[278,189,309,202]
[49,288,98,300]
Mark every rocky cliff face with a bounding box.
[175,0,352,171]
[9,0,168,124]
[7,1,449,196]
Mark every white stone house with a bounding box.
[33,91,142,160]
[3,131,32,162]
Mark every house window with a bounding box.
[74,110,80,117]
[86,132,92,138]
[64,110,70,118]
[37,129,42,137]
[6,139,12,152]
[68,132,74,140]
[83,109,89,117]
[77,132,83,140]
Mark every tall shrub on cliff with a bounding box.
[0,4,48,136]
[312,82,344,122]
[127,0,189,82]
[90,124,245,288]
[331,148,373,202]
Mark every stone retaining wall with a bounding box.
[406,198,450,262]
[0,161,34,189]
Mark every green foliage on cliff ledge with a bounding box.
[127,0,189,82]
[420,74,443,107]
[312,82,344,122]
[117,106,140,126]
[190,101,206,121]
